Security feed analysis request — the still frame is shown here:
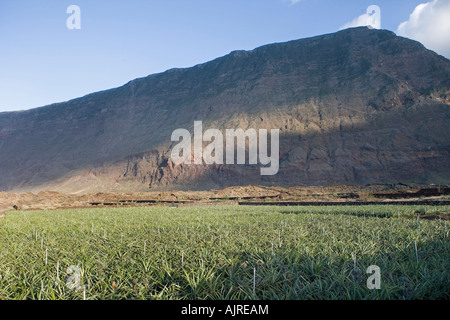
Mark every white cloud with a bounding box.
[340,5,381,30]
[396,0,450,58]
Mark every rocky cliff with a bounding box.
[0,27,449,192]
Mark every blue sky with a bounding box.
[1,0,449,112]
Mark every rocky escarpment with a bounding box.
[0,27,449,193]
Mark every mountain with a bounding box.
[1,27,449,193]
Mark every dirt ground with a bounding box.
[419,213,450,220]
[0,183,449,214]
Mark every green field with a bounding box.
[0,205,448,300]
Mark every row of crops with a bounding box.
[0,205,448,299]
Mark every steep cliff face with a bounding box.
[0,27,449,192]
